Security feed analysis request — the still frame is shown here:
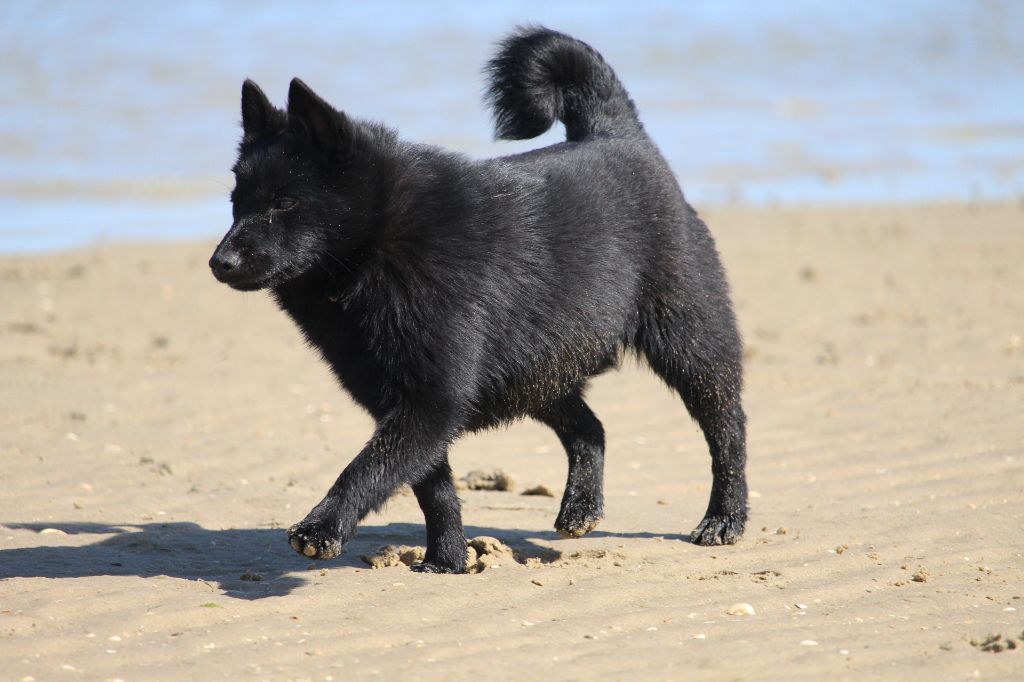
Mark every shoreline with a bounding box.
[4,197,1022,259]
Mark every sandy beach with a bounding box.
[1,202,1022,681]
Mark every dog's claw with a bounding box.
[286,521,342,560]
[555,517,602,538]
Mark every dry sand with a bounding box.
[1,203,1022,681]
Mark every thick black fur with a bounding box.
[210,27,748,573]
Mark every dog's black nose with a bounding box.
[209,249,243,281]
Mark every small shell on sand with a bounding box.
[39,528,67,535]
[726,603,755,616]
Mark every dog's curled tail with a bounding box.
[485,26,643,142]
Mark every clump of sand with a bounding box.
[360,545,426,569]
[465,536,518,573]
[459,469,515,491]
[360,536,521,573]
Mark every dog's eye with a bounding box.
[274,198,296,211]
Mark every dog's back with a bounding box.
[401,28,742,431]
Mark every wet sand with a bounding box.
[1,203,1022,680]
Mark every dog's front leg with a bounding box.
[287,413,450,561]
[409,458,466,573]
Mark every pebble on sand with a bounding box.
[726,603,756,616]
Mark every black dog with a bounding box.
[210,27,748,573]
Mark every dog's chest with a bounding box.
[275,296,381,409]
[283,290,443,413]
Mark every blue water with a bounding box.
[1,1,1022,252]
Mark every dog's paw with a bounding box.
[555,494,604,538]
[690,513,745,546]
[555,516,602,539]
[287,519,342,560]
[410,561,465,575]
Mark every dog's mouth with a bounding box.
[210,264,280,291]
[226,280,267,292]
[224,274,276,291]
[221,263,305,292]
[209,245,310,292]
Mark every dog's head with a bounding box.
[210,79,379,291]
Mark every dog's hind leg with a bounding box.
[637,300,748,545]
[410,458,467,573]
[533,390,605,538]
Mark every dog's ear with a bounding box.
[287,78,350,152]
[241,79,284,140]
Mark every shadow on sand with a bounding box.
[0,521,691,600]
